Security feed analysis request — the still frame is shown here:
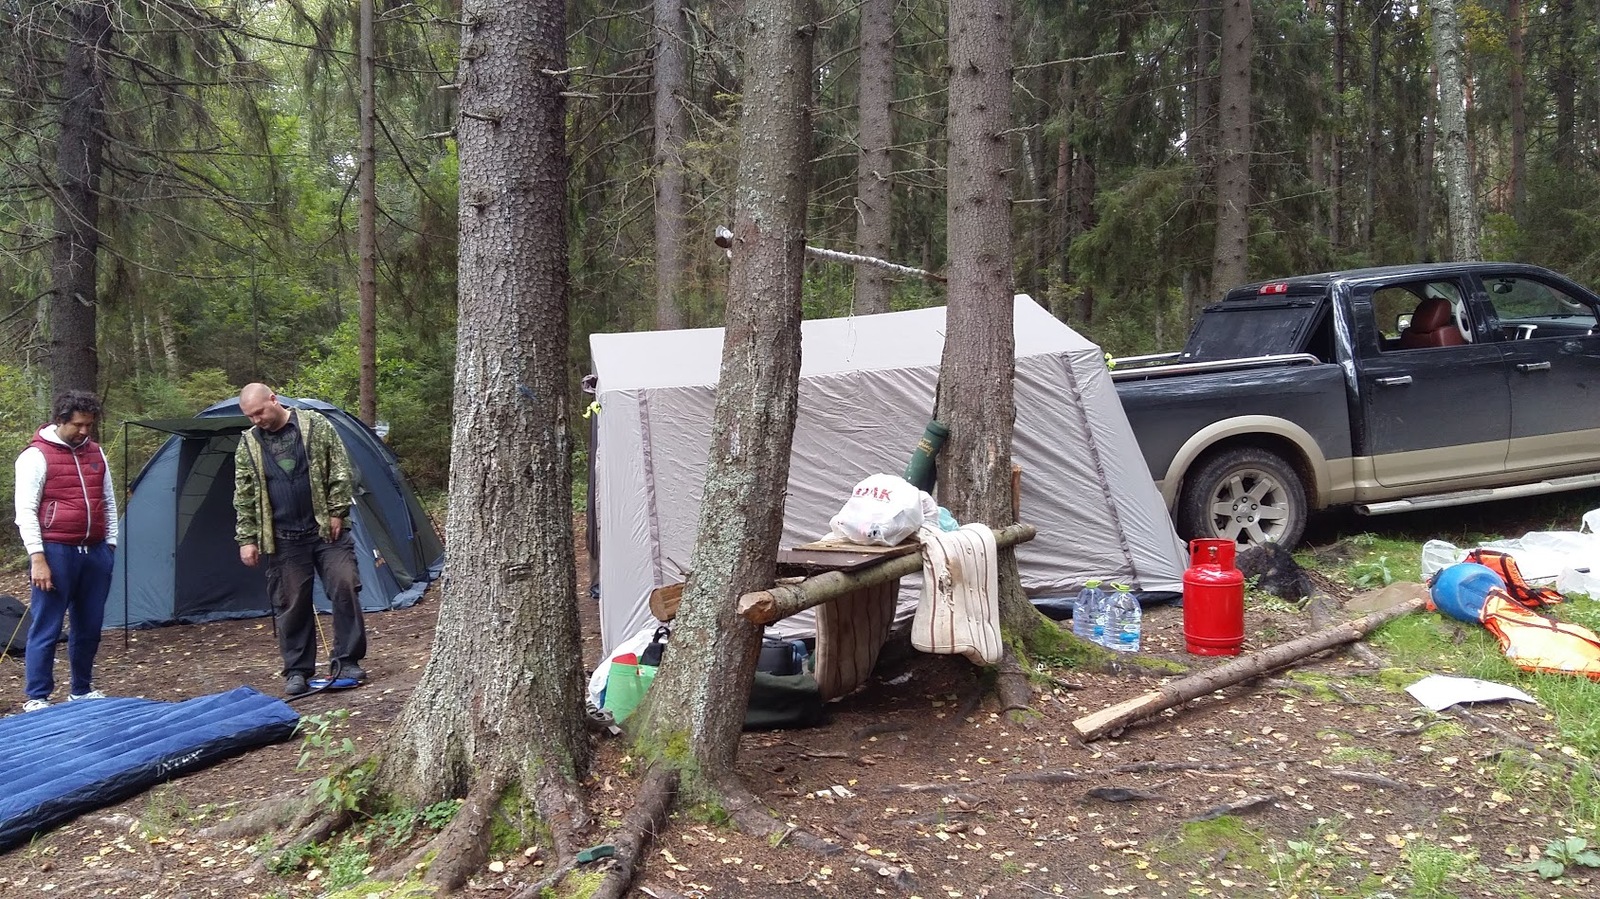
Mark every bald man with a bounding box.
[233,384,366,695]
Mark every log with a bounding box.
[737,523,1037,625]
[1071,595,1427,742]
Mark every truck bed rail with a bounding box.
[1110,352,1323,382]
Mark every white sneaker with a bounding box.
[22,699,50,712]
[68,690,106,701]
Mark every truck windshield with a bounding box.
[1180,303,1320,361]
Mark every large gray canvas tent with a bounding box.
[588,295,1188,655]
[106,398,444,629]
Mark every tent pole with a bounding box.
[122,421,129,651]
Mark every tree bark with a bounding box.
[48,0,114,397]
[1429,0,1480,261]
[1330,0,1346,248]
[1186,0,1216,327]
[1508,0,1526,216]
[1361,4,1383,247]
[373,0,588,873]
[653,0,690,330]
[358,0,379,425]
[939,0,1041,645]
[853,0,894,315]
[634,0,816,777]
[1210,0,1250,292]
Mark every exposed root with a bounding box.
[239,807,354,880]
[591,765,680,899]
[995,647,1037,724]
[197,794,306,841]
[717,776,915,892]
[421,771,506,892]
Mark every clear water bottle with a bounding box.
[1072,579,1106,644]
[1108,583,1141,652]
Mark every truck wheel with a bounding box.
[1178,447,1307,548]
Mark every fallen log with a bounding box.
[1072,595,1427,742]
[737,523,1037,626]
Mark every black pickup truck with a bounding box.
[1113,262,1600,548]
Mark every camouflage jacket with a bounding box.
[233,408,354,554]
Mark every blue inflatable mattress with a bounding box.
[0,686,299,850]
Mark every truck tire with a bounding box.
[1178,447,1307,548]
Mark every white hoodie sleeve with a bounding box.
[13,445,45,555]
[101,446,118,547]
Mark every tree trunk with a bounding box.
[1187,0,1216,327]
[1210,0,1251,292]
[1508,0,1526,216]
[48,0,113,397]
[653,0,690,330]
[358,0,379,426]
[1552,0,1575,167]
[633,0,815,778]
[1429,0,1479,261]
[939,0,1039,646]
[372,0,587,884]
[1361,3,1383,247]
[1414,67,1436,260]
[1330,0,1346,248]
[853,0,894,315]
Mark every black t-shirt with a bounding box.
[259,412,318,540]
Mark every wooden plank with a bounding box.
[792,537,921,555]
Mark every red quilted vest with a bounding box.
[31,431,109,545]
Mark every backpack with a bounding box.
[1,595,31,658]
[1463,549,1565,610]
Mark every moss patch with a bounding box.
[1155,815,1270,870]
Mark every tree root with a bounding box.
[591,765,679,899]
[995,647,1037,724]
[197,794,307,841]
[421,771,506,891]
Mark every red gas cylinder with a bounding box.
[1183,538,1245,656]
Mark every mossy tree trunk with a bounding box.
[632,0,816,782]
[368,0,589,888]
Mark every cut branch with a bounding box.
[737,523,1037,625]
[1072,597,1428,742]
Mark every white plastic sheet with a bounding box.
[1419,507,1600,599]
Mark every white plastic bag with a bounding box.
[828,474,929,546]
[1420,539,1464,579]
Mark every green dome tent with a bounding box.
[106,398,444,629]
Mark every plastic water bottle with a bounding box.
[1107,583,1141,652]
[1072,579,1106,644]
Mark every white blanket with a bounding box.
[913,524,1002,665]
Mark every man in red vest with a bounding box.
[12,390,118,712]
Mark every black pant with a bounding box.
[264,532,365,677]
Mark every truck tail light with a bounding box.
[1259,282,1289,295]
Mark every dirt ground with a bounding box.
[1,517,1596,899]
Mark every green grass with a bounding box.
[1310,509,1600,847]
[1401,840,1489,898]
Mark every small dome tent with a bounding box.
[106,397,444,629]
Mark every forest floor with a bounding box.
[0,514,1596,899]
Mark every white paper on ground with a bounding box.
[1405,674,1539,712]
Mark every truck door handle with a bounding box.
[1515,361,1552,372]
[1375,375,1412,387]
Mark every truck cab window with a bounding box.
[1482,276,1600,340]
[1372,280,1471,351]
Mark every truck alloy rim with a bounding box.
[1207,468,1291,544]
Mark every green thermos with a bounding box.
[902,420,950,492]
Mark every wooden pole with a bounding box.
[737,523,1037,625]
[1071,596,1428,742]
